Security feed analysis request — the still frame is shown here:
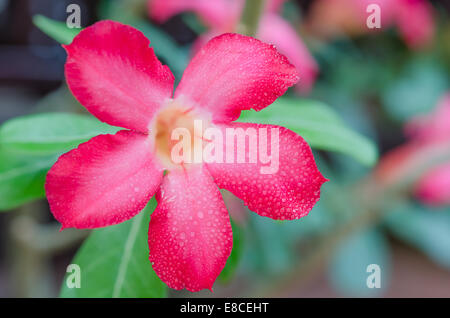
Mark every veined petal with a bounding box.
[148,166,233,292]
[64,20,174,133]
[258,14,319,94]
[46,130,164,229]
[175,33,299,123]
[205,122,327,220]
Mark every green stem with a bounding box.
[238,0,266,37]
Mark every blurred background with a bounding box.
[0,0,450,297]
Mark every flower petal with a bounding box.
[64,20,174,132]
[415,163,450,206]
[46,130,164,229]
[258,14,318,94]
[148,166,232,292]
[205,122,327,220]
[175,33,299,123]
[395,0,434,49]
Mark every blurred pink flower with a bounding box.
[307,0,434,49]
[415,163,450,206]
[405,94,450,143]
[395,0,435,49]
[406,94,450,205]
[148,0,319,94]
[376,94,450,206]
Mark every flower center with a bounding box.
[151,99,209,169]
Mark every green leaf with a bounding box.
[385,203,450,268]
[0,150,57,210]
[244,213,297,275]
[382,57,448,121]
[238,98,379,167]
[218,220,244,283]
[60,198,167,298]
[328,228,390,297]
[0,113,120,210]
[130,21,189,80]
[33,13,189,80]
[33,14,81,44]
[0,113,120,155]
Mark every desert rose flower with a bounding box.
[45,20,327,291]
[376,94,450,206]
[148,0,319,94]
[307,0,434,49]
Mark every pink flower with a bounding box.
[307,0,434,49]
[376,94,450,206]
[407,94,450,205]
[45,21,327,291]
[404,94,450,143]
[148,0,319,94]
[415,163,450,206]
[394,0,435,49]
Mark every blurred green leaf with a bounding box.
[243,213,297,275]
[0,113,120,210]
[34,13,189,80]
[238,98,379,167]
[130,21,189,80]
[33,15,81,44]
[328,228,390,297]
[385,203,450,268]
[0,150,57,210]
[219,220,244,283]
[182,13,208,34]
[382,58,448,121]
[60,198,167,298]
[0,113,120,155]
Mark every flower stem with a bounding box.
[239,0,266,37]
